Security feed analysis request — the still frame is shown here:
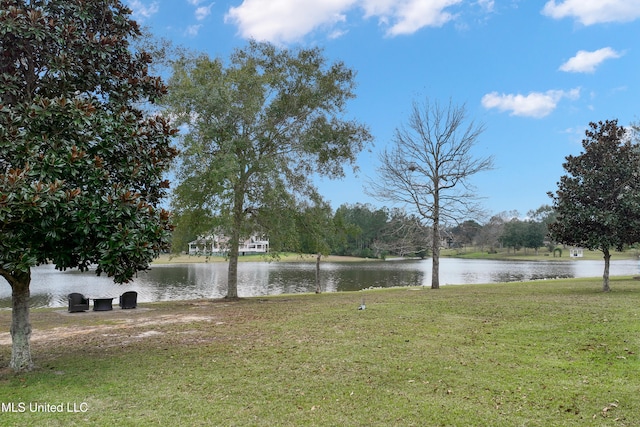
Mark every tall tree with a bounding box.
[549,120,640,292]
[330,205,361,256]
[476,211,517,252]
[500,219,546,254]
[527,204,556,225]
[499,219,526,253]
[163,41,371,299]
[294,197,336,293]
[0,0,177,371]
[368,98,493,288]
[378,209,430,258]
[449,219,482,248]
[333,203,388,257]
[523,220,546,255]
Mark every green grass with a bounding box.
[1,277,640,426]
[442,246,640,261]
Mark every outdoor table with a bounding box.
[93,298,114,311]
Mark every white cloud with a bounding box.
[225,0,464,43]
[477,0,495,13]
[185,24,202,37]
[360,0,463,37]
[195,4,214,21]
[559,48,622,73]
[127,0,159,20]
[329,29,349,39]
[481,88,580,118]
[542,0,640,25]
[610,85,628,94]
[385,0,462,36]
[225,0,355,44]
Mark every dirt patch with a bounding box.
[0,313,217,347]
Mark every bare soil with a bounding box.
[0,300,232,353]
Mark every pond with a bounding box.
[0,257,638,309]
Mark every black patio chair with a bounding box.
[119,291,138,309]
[68,293,90,312]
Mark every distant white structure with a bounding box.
[570,247,584,258]
[188,234,269,256]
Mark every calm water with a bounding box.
[1,258,638,309]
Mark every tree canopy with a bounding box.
[548,120,640,291]
[0,0,177,371]
[499,219,546,254]
[163,41,372,298]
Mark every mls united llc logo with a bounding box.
[1,402,88,413]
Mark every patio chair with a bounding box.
[68,293,90,312]
[119,291,138,309]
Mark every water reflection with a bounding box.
[0,258,637,309]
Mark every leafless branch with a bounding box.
[365,97,494,288]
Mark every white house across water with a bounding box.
[188,234,269,256]
[569,247,584,258]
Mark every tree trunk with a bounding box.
[5,270,34,371]
[430,185,440,289]
[602,248,611,292]
[431,220,440,289]
[226,188,245,299]
[226,237,240,299]
[315,252,321,293]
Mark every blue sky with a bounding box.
[126,0,640,220]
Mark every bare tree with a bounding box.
[367,98,494,288]
[371,209,430,258]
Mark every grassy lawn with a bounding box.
[1,277,639,426]
[442,246,640,261]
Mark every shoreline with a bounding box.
[152,253,384,264]
[153,249,639,265]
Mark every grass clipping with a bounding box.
[1,277,639,426]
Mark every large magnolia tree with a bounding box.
[0,0,177,371]
[163,41,371,299]
[549,120,640,292]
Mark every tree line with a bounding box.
[298,203,557,259]
[178,201,557,261]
